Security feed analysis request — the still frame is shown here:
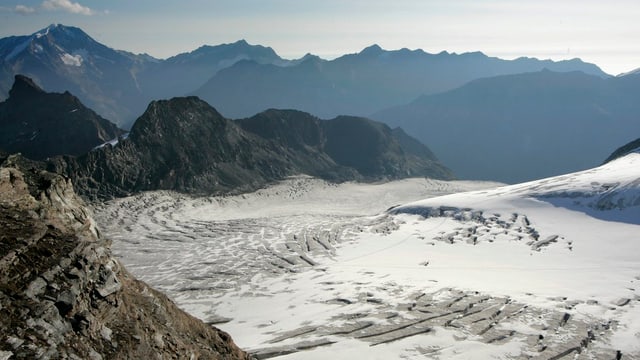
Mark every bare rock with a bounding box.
[0,156,251,359]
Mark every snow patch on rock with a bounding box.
[60,52,83,67]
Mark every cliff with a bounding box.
[0,153,251,359]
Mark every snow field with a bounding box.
[96,157,640,358]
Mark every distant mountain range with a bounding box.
[0,25,300,128]
[193,44,607,119]
[0,24,609,128]
[372,69,640,183]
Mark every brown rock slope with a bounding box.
[0,154,251,360]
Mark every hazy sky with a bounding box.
[1,0,639,75]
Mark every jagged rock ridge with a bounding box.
[52,98,453,200]
[0,75,124,160]
[237,109,452,180]
[0,153,250,360]
[193,45,608,119]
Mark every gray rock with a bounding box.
[0,160,251,359]
[25,277,47,299]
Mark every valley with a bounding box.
[2,14,639,359]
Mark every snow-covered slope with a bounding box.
[96,154,640,359]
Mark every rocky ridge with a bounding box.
[0,153,251,359]
[0,75,124,160]
[52,97,453,200]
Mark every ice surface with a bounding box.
[96,156,640,359]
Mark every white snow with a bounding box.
[60,52,83,67]
[96,153,640,359]
[93,133,129,150]
[5,25,52,61]
[35,25,53,39]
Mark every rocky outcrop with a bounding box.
[0,153,251,359]
[237,109,453,181]
[52,98,453,200]
[51,97,300,200]
[0,75,125,160]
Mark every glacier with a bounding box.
[95,154,640,359]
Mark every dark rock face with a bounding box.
[238,110,452,180]
[53,99,453,200]
[0,75,124,160]
[138,40,293,103]
[0,154,251,360]
[53,97,299,199]
[604,137,640,163]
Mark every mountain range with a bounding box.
[193,44,607,119]
[51,97,452,200]
[372,69,640,183]
[0,25,299,128]
[0,24,608,128]
[0,75,451,199]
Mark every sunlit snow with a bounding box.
[96,154,640,359]
[60,53,83,67]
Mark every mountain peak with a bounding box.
[130,96,226,141]
[360,44,384,55]
[9,74,45,98]
[33,23,88,39]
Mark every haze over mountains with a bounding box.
[2,20,640,360]
[0,24,296,128]
[372,69,640,183]
[2,23,639,184]
[194,44,606,119]
[0,24,607,129]
[0,75,451,199]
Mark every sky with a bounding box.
[1,0,639,75]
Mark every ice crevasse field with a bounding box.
[96,152,640,359]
